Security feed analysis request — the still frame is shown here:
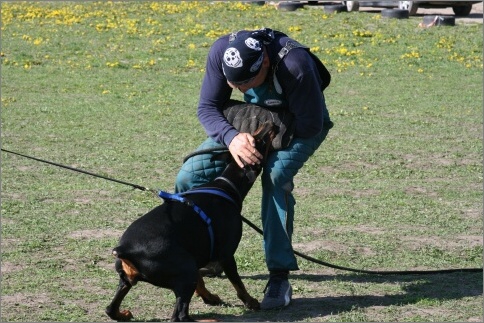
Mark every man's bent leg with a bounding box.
[261,128,330,270]
[174,138,228,193]
[174,137,229,277]
[260,127,330,309]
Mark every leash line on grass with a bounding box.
[1,148,157,194]
[2,148,482,276]
[240,216,481,275]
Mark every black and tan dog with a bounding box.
[106,121,276,322]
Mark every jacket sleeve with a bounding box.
[197,36,239,147]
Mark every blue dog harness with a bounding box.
[157,187,237,261]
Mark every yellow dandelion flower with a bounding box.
[186,59,196,67]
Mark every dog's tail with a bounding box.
[112,247,122,258]
[111,246,132,259]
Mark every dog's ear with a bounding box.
[210,151,233,163]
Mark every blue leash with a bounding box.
[157,188,237,261]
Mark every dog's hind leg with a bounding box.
[105,258,137,321]
[221,256,260,310]
[105,276,134,321]
[195,273,222,305]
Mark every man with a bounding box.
[175,28,333,310]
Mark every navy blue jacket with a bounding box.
[197,31,329,147]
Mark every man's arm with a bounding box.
[197,36,240,147]
[197,36,262,168]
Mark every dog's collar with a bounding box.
[180,187,238,207]
[214,176,243,207]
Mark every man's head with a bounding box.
[222,30,265,85]
[222,30,274,92]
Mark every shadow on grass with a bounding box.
[198,271,483,322]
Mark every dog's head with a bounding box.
[252,121,277,159]
[242,121,276,183]
[213,121,277,204]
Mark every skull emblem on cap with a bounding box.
[223,47,243,68]
[245,37,261,51]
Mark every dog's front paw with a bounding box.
[198,292,222,306]
[244,297,260,310]
[121,310,134,321]
[113,310,134,322]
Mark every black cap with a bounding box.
[222,30,264,85]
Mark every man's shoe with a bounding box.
[260,272,292,310]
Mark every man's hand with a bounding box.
[228,133,263,168]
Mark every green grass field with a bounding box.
[1,1,482,322]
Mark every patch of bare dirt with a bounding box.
[67,229,123,240]
[336,224,386,235]
[2,292,52,310]
[293,239,348,253]
[1,262,26,274]
[398,234,483,250]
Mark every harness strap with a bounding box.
[272,40,307,94]
[273,39,331,91]
[157,187,238,261]
[276,40,306,62]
